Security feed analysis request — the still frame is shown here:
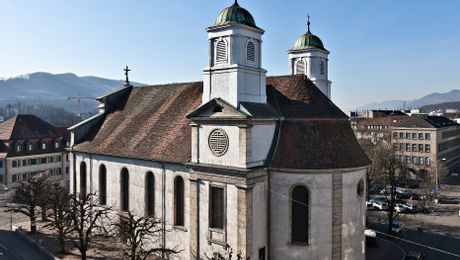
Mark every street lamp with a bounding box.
[436,157,447,191]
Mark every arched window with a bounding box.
[174,176,184,226]
[145,172,155,217]
[246,41,255,62]
[80,162,87,196]
[296,60,305,75]
[320,60,325,75]
[291,185,309,243]
[120,168,129,212]
[99,165,107,205]
[216,40,227,63]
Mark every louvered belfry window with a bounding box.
[216,40,227,63]
[208,129,229,157]
[296,60,305,75]
[247,41,255,62]
[210,186,224,229]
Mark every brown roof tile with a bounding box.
[74,75,370,169]
[0,115,70,157]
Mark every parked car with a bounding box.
[402,203,417,213]
[395,203,406,213]
[366,200,374,208]
[391,220,402,234]
[369,186,383,194]
[373,200,388,210]
[405,251,425,260]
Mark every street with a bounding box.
[0,205,49,259]
[367,181,460,259]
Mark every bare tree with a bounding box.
[44,184,74,253]
[205,246,248,260]
[418,161,449,210]
[7,175,49,234]
[360,139,408,234]
[70,193,111,260]
[113,211,179,260]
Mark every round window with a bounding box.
[357,179,365,197]
[208,129,229,157]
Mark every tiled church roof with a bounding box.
[74,75,370,169]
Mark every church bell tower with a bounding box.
[202,0,267,107]
[289,16,332,99]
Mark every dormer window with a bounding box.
[246,41,255,62]
[216,39,227,63]
[27,144,33,151]
[55,141,60,149]
[41,142,47,150]
[16,144,22,152]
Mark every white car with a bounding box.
[402,203,417,213]
[372,200,388,210]
[395,203,406,213]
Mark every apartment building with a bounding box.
[350,115,410,143]
[391,115,460,173]
[0,115,70,188]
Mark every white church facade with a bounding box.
[69,1,370,259]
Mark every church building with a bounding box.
[69,1,370,259]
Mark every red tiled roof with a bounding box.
[0,115,69,157]
[74,75,370,169]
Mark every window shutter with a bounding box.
[216,40,227,63]
[296,60,305,74]
[210,187,224,229]
[247,42,255,62]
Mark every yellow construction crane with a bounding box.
[67,95,94,117]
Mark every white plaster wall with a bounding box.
[288,50,331,99]
[7,153,69,187]
[198,125,242,167]
[252,181,268,259]
[203,24,267,107]
[74,153,190,259]
[270,171,333,260]
[197,181,240,258]
[249,124,276,167]
[341,169,366,260]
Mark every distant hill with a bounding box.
[356,89,460,111]
[0,72,144,113]
[421,101,460,113]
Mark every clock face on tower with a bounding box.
[208,128,229,157]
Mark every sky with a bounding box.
[1,0,460,111]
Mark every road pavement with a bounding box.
[367,182,460,260]
[0,230,49,260]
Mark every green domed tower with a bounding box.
[289,16,332,99]
[202,0,267,107]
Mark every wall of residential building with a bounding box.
[391,125,460,173]
[4,152,69,187]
